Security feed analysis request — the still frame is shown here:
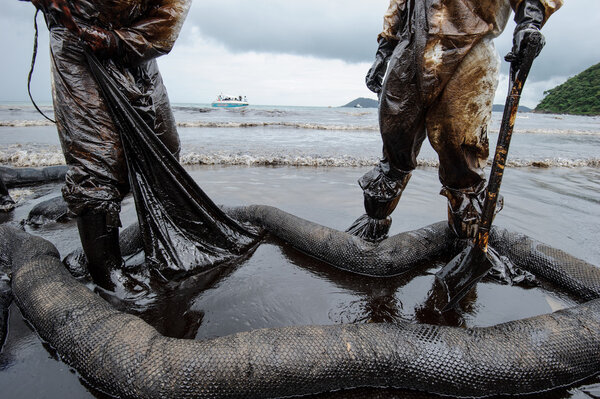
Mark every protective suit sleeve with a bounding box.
[113,0,191,64]
[510,0,563,25]
[378,0,407,41]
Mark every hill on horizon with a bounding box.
[535,62,600,116]
[341,97,378,108]
[492,104,531,112]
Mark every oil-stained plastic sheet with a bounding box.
[85,49,259,277]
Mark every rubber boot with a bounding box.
[347,164,411,241]
[0,195,15,212]
[440,182,503,240]
[346,210,394,242]
[77,211,123,291]
[441,184,536,286]
[0,177,15,212]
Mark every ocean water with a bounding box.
[1,103,599,168]
[1,103,600,398]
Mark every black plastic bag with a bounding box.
[86,49,259,277]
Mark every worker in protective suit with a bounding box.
[29,0,191,290]
[348,0,562,241]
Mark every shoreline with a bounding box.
[4,164,598,265]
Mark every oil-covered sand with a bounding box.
[1,165,599,398]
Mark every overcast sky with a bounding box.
[1,0,599,108]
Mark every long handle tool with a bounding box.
[436,31,545,312]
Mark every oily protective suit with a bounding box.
[41,0,258,290]
[349,0,562,241]
[47,0,190,227]
[39,0,191,289]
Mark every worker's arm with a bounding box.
[366,0,407,94]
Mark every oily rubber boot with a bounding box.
[347,165,411,241]
[77,211,123,291]
[440,182,503,239]
[0,195,15,212]
[0,177,15,212]
[441,184,485,240]
[346,213,393,241]
[346,193,400,241]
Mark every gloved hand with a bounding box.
[79,25,120,57]
[365,37,398,94]
[29,0,69,14]
[28,0,81,34]
[505,0,546,66]
[28,0,50,9]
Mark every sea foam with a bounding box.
[1,148,597,169]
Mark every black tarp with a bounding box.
[85,49,259,278]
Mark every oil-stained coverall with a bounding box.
[35,0,191,289]
[348,0,562,241]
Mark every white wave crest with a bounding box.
[179,153,600,169]
[3,119,599,135]
[514,128,600,135]
[179,152,378,167]
[0,148,598,169]
[0,120,54,127]
[176,121,378,131]
[0,150,66,167]
[503,158,600,168]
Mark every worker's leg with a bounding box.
[426,38,501,238]
[348,38,427,241]
[50,28,129,290]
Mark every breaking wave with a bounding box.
[1,149,598,169]
[179,153,378,167]
[179,154,600,168]
[2,119,599,135]
[176,121,379,131]
[0,120,378,131]
[0,149,66,167]
[515,128,600,135]
[0,120,55,127]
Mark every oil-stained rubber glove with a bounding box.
[505,0,546,65]
[79,26,120,58]
[29,0,65,11]
[29,0,80,33]
[365,37,398,94]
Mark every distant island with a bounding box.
[492,104,531,112]
[341,97,379,108]
[535,62,600,116]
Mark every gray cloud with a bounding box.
[2,0,599,105]
[183,0,386,62]
[187,0,600,84]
